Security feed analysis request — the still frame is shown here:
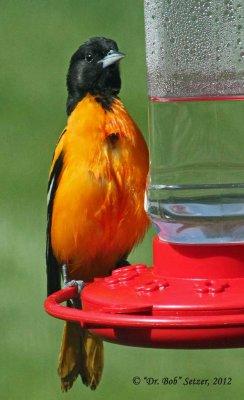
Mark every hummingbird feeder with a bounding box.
[45,0,244,349]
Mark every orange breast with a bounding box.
[51,95,149,280]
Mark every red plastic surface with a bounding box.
[150,95,244,103]
[153,237,244,279]
[44,237,244,348]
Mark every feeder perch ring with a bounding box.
[44,285,244,329]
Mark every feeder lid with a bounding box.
[82,263,244,315]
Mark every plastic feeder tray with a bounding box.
[44,237,244,349]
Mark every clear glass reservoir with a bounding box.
[144,0,244,244]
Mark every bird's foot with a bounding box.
[61,264,85,308]
[65,280,85,308]
[61,264,85,293]
[64,279,85,294]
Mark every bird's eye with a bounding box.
[85,53,94,62]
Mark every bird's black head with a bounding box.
[66,37,124,115]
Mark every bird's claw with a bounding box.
[61,265,85,294]
[65,279,85,294]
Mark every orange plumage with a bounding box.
[46,37,149,391]
[51,94,149,280]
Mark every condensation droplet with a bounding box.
[144,0,244,98]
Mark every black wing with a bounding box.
[115,257,130,268]
[46,152,64,295]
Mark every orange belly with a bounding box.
[51,95,149,281]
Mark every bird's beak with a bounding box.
[98,50,125,69]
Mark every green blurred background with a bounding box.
[1,1,244,399]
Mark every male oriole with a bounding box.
[46,37,149,391]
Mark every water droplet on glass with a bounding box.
[144,0,244,98]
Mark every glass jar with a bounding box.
[144,0,244,244]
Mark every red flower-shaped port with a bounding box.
[195,280,229,295]
[104,264,148,288]
[135,279,169,294]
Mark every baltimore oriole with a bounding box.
[46,37,149,391]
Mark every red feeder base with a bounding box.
[44,237,244,349]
